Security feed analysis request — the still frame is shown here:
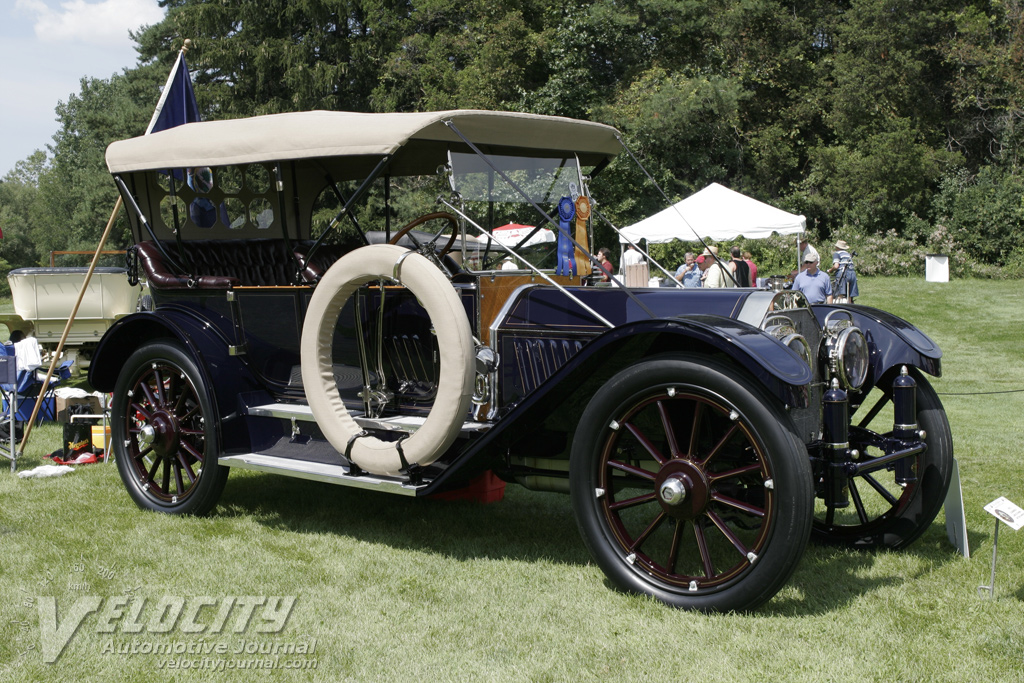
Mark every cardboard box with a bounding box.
[56,395,103,424]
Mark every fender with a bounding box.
[419,315,813,495]
[88,310,262,439]
[813,304,942,385]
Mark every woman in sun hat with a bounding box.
[828,239,858,301]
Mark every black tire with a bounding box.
[136,294,154,312]
[812,369,952,549]
[112,341,227,515]
[570,356,813,612]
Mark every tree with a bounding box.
[35,68,162,256]
[943,0,1024,169]
[0,153,49,275]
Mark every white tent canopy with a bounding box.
[619,183,805,244]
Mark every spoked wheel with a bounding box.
[812,368,952,549]
[112,341,227,515]
[570,357,813,612]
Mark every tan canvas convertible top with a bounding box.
[106,110,624,173]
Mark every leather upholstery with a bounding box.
[137,240,300,289]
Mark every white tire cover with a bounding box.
[301,244,474,476]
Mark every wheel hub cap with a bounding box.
[147,410,180,458]
[659,476,688,506]
[654,460,710,520]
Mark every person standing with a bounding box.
[698,246,734,288]
[730,246,751,287]
[742,250,758,287]
[799,239,819,272]
[622,243,643,266]
[792,253,832,303]
[675,252,701,287]
[595,247,614,282]
[828,240,859,301]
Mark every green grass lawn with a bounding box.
[1,277,1022,682]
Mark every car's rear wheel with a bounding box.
[812,369,952,549]
[570,357,813,612]
[112,341,227,515]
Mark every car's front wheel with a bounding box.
[570,356,813,612]
[112,340,227,515]
[812,368,953,548]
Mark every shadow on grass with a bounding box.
[771,537,951,616]
[212,468,966,615]
[216,469,592,566]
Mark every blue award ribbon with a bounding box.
[556,196,577,277]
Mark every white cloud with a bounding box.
[17,0,164,47]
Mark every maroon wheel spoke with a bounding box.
[706,509,751,559]
[608,491,657,511]
[698,423,739,468]
[668,522,683,574]
[708,463,763,483]
[179,438,205,464]
[625,422,667,465]
[630,510,667,552]
[692,520,715,578]
[161,458,171,493]
[152,367,167,405]
[687,401,704,457]
[172,459,185,495]
[139,381,160,410]
[146,456,161,482]
[129,402,153,422]
[179,404,200,422]
[177,453,197,484]
[711,493,765,518]
[657,400,681,459]
[608,459,656,481]
[861,472,900,506]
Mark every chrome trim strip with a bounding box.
[219,453,422,495]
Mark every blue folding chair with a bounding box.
[0,342,74,425]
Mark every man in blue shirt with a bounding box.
[675,252,702,287]
[792,253,832,304]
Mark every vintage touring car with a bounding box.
[90,110,953,611]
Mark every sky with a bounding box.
[0,0,165,177]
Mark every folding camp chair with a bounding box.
[1,342,74,469]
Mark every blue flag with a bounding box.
[145,51,201,135]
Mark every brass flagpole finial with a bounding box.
[182,38,192,53]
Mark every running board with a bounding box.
[243,402,492,435]
[219,453,423,496]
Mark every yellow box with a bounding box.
[91,425,111,452]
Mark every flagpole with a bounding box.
[17,40,193,459]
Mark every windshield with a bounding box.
[448,152,588,271]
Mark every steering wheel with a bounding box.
[388,212,460,259]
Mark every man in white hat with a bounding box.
[792,252,832,303]
[799,238,819,272]
[697,245,734,288]
[828,240,858,301]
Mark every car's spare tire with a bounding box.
[300,244,474,477]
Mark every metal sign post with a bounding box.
[978,497,1024,598]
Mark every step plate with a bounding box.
[219,453,422,496]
